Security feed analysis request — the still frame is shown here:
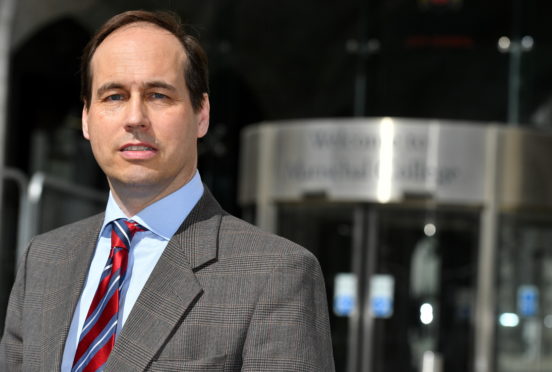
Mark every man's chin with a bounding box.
[107,174,160,191]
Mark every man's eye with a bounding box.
[105,94,124,101]
[150,92,168,100]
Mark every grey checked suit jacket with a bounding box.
[0,189,335,371]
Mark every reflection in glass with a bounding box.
[496,214,552,371]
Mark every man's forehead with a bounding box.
[92,23,185,64]
[89,23,187,84]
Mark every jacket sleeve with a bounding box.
[241,247,335,371]
[0,246,28,372]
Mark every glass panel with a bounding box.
[276,203,479,372]
[495,213,552,372]
[371,207,479,372]
[277,203,355,372]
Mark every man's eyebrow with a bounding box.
[96,83,125,97]
[144,81,177,91]
[95,81,178,97]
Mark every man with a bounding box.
[0,10,334,372]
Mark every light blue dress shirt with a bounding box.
[61,172,204,371]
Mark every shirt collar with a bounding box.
[102,171,204,241]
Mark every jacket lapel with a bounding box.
[105,189,223,371]
[42,214,104,369]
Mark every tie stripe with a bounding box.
[72,219,144,372]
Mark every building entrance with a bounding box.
[239,117,552,371]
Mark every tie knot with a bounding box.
[121,219,145,236]
[111,219,146,249]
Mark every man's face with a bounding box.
[83,23,209,199]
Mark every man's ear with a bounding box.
[197,93,210,139]
[82,104,90,140]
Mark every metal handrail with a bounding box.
[17,172,107,263]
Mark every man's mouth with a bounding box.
[119,143,158,159]
[121,145,156,151]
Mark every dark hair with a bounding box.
[81,10,209,112]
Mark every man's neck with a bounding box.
[108,175,195,217]
[110,192,155,217]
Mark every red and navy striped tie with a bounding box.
[72,219,144,372]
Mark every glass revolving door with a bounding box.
[495,213,552,372]
[370,206,479,372]
[239,118,552,371]
[276,202,480,372]
[277,202,356,371]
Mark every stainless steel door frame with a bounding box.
[357,205,378,372]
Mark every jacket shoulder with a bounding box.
[218,214,314,259]
[33,213,104,242]
[25,213,104,262]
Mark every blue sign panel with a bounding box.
[333,273,357,317]
[334,295,356,317]
[372,296,393,318]
[518,285,539,317]
[370,275,395,318]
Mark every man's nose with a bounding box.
[124,96,149,130]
